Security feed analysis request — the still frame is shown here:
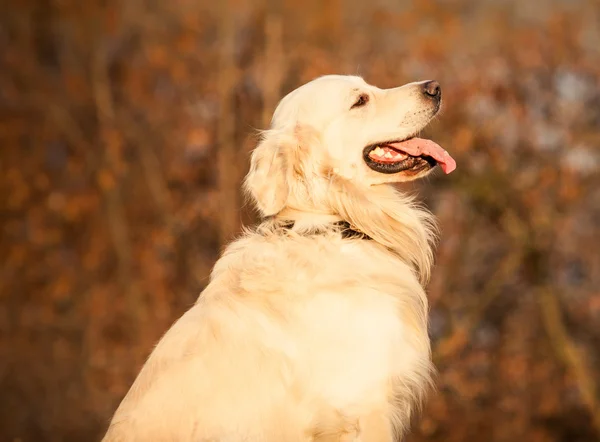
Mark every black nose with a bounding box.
[422,80,441,100]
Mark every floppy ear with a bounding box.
[244,131,290,217]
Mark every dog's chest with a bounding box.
[291,282,428,406]
[230,236,431,406]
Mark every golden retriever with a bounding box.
[102,75,456,442]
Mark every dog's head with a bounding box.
[245,75,456,217]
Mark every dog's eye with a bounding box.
[351,94,369,109]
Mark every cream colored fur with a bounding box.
[102,75,442,442]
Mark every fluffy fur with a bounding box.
[102,75,443,442]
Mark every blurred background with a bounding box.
[1,0,600,441]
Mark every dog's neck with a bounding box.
[268,184,436,285]
[326,181,437,285]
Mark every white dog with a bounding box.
[102,75,456,442]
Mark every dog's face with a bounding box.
[246,75,456,217]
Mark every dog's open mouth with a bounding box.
[363,137,456,175]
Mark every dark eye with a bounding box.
[351,94,369,109]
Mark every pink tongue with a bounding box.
[389,138,456,174]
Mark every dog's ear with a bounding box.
[244,131,290,217]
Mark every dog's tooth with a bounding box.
[374,147,384,155]
[384,152,393,159]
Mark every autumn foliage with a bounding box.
[1,0,600,441]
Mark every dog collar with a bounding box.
[279,220,372,241]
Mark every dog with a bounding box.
[102,75,456,442]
